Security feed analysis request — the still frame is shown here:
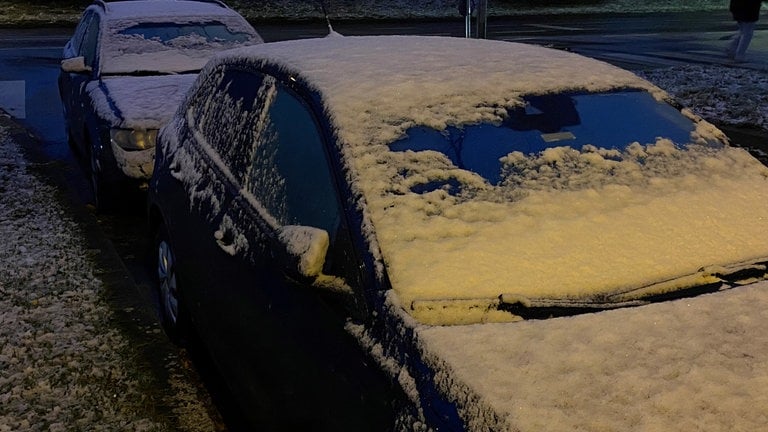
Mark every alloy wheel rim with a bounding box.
[157,240,179,326]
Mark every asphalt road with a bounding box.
[0,10,766,431]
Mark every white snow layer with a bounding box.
[416,281,768,431]
[100,13,261,76]
[87,73,198,130]
[0,123,213,431]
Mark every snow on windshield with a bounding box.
[102,16,259,75]
[381,136,768,321]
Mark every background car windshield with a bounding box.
[119,21,252,44]
[103,18,258,75]
[389,90,697,185]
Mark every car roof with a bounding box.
[210,35,662,149]
[94,0,242,20]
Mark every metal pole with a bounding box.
[476,0,488,39]
[464,0,473,38]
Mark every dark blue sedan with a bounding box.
[58,0,261,209]
[148,35,768,431]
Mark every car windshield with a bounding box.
[119,21,253,44]
[389,89,699,186]
[102,18,258,75]
[369,89,768,325]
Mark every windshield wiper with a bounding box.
[497,282,725,320]
[411,258,768,322]
[102,69,200,77]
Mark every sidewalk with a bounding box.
[0,113,216,432]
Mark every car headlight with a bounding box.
[110,128,158,151]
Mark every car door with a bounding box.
[182,66,402,430]
[165,65,262,340]
[60,10,100,149]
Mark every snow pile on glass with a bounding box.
[101,2,261,75]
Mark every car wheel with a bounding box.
[85,136,114,211]
[156,223,187,345]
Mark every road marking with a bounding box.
[525,23,586,31]
[0,80,25,119]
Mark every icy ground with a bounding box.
[0,117,214,431]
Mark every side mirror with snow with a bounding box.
[60,56,92,74]
[278,225,330,279]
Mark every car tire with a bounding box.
[155,222,188,345]
[84,135,115,211]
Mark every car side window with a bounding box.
[70,11,92,56]
[191,67,268,184]
[80,13,101,69]
[245,82,341,238]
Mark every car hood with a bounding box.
[86,74,198,130]
[413,279,768,430]
[372,142,768,325]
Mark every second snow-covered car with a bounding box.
[148,35,768,430]
[58,0,262,209]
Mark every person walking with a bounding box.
[727,0,764,62]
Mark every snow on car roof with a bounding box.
[99,0,242,20]
[216,35,662,147]
[212,36,768,324]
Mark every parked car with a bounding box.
[58,0,262,209]
[148,35,768,431]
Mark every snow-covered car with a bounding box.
[58,0,262,209]
[147,35,768,431]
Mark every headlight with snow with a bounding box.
[110,128,158,151]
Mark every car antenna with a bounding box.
[317,0,343,37]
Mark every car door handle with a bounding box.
[214,229,236,255]
[169,161,183,180]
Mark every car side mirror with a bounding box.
[278,225,330,279]
[60,56,92,74]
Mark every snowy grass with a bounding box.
[0,0,726,26]
[640,65,768,131]
[0,120,214,431]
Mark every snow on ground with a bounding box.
[640,65,768,130]
[0,119,214,431]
